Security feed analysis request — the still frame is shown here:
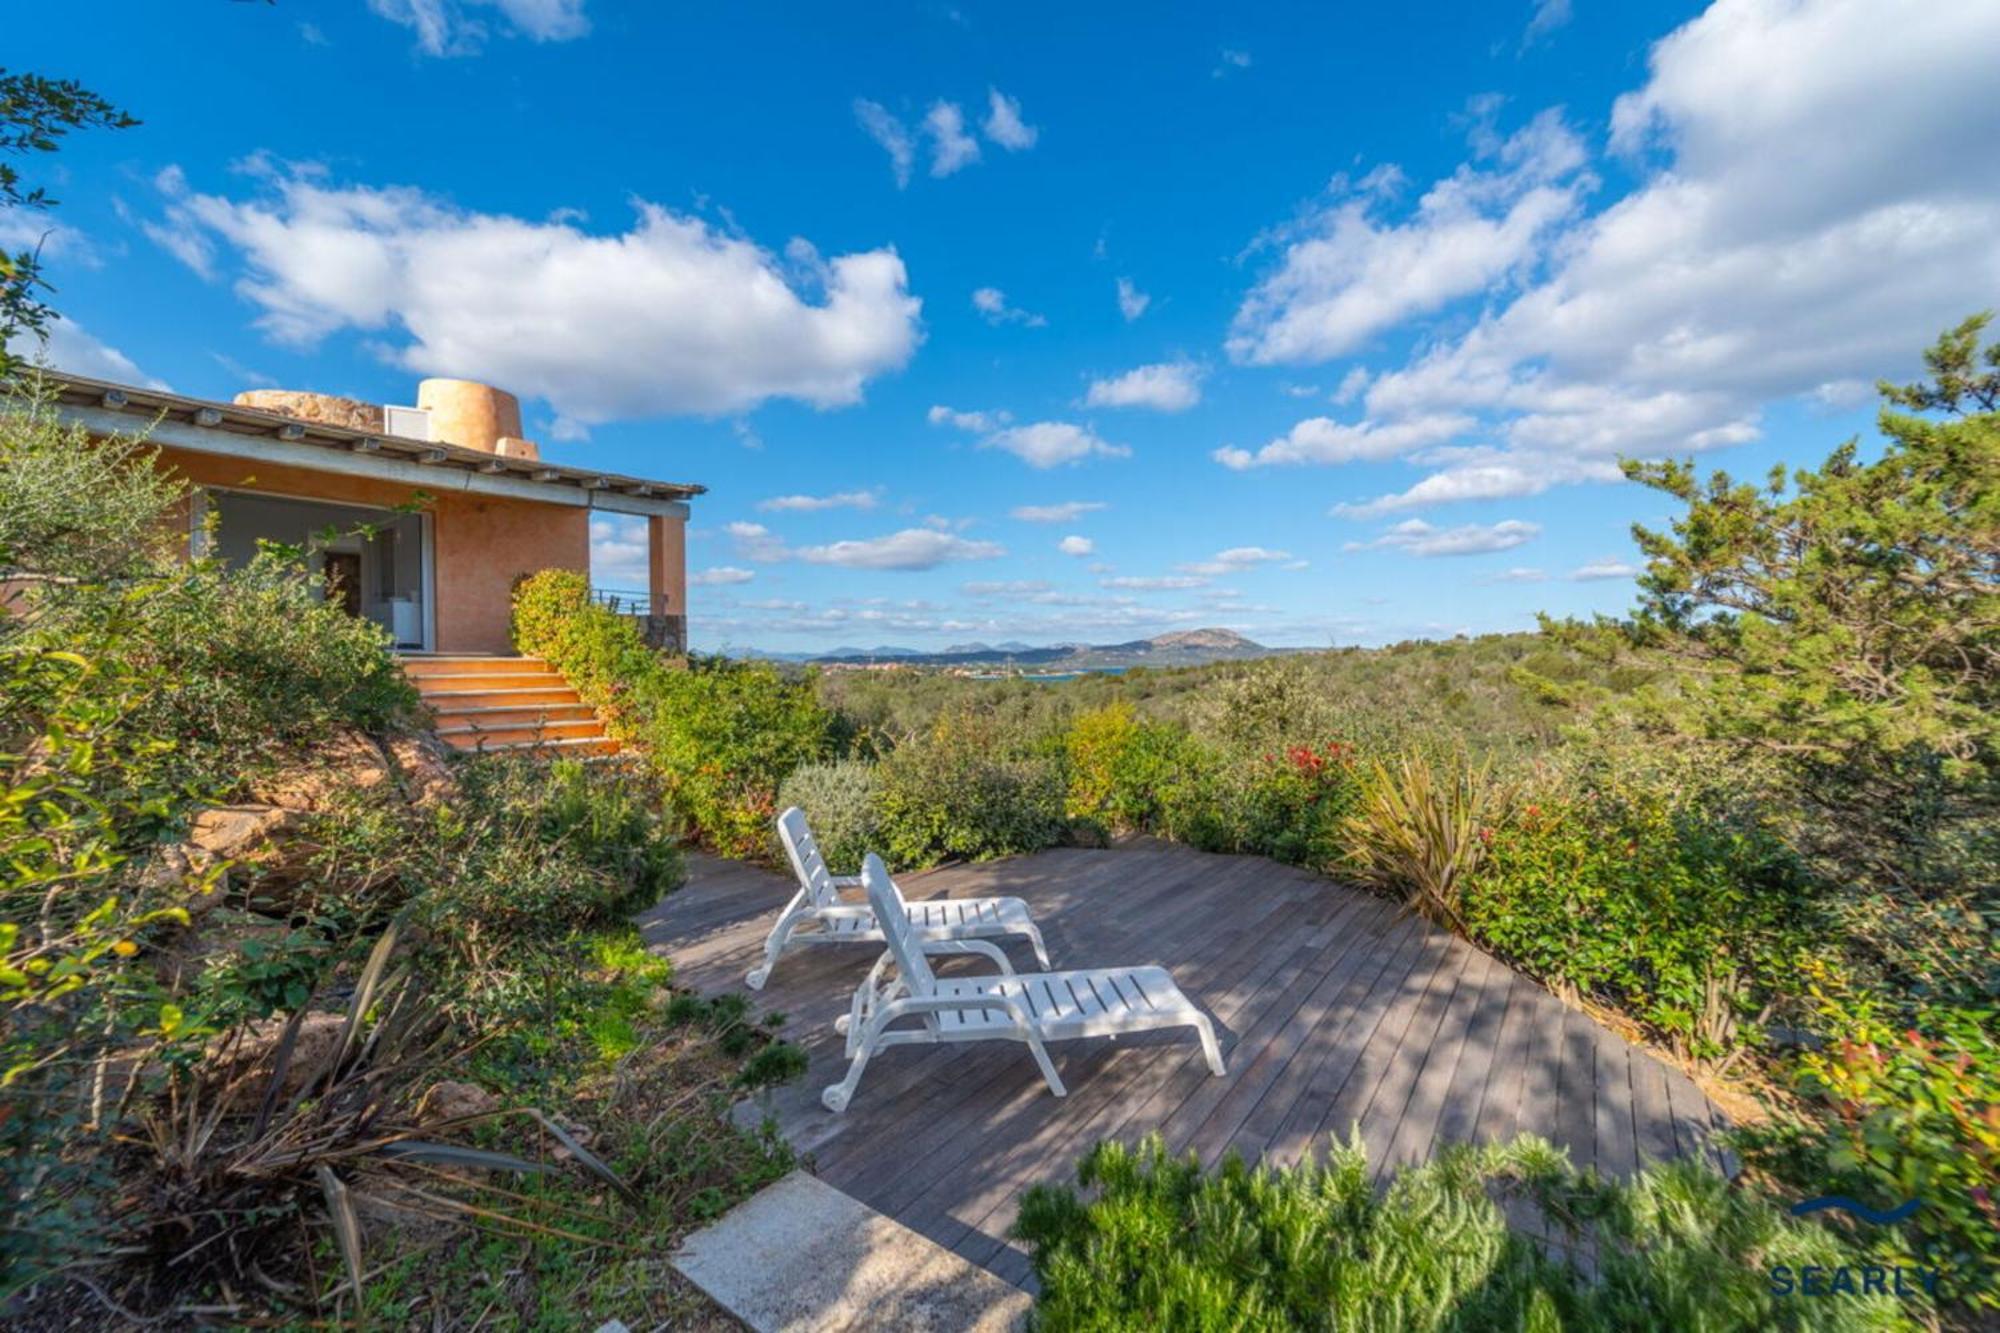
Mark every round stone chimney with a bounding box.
[416,378,523,454]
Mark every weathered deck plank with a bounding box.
[642,840,1728,1284]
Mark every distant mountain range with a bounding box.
[754,628,1297,670]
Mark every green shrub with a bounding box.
[122,551,418,760]
[0,403,420,1280]
[324,752,682,965]
[1065,702,1233,846]
[631,657,834,858]
[0,641,217,1276]
[513,572,833,858]
[1740,1003,1999,1315]
[1466,770,1818,1064]
[511,568,654,707]
[1016,1133,1915,1331]
[876,708,1065,867]
[1232,740,1365,868]
[776,759,881,874]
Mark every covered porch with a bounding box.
[199,487,433,650]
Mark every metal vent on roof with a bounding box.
[383,405,434,442]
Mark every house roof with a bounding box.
[43,372,707,510]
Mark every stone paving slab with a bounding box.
[672,1172,1032,1333]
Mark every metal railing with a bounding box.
[589,586,685,654]
[589,585,664,616]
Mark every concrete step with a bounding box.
[427,703,598,726]
[397,654,547,677]
[436,719,607,746]
[420,686,585,708]
[409,671,569,691]
[673,1172,1030,1331]
[439,733,619,755]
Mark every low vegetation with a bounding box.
[1016,1133,1913,1331]
[1,389,801,1326]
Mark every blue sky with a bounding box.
[17,1,2000,652]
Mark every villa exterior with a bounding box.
[47,373,702,655]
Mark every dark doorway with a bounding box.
[323,552,362,617]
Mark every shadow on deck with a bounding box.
[638,838,1728,1288]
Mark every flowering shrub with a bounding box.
[1466,775,1819,1064]
[1740,1003,2000,1313]
[1236,740,1364,869]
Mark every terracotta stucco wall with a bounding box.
[153,446,591,654]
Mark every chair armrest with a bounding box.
[815,903,876,921]
[915,937,1017,975]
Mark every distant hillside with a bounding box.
[800,627,1297,670]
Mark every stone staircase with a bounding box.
[397,654,618,756]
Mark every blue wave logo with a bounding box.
[1790,1195,1925,1225]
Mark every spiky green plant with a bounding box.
[1015,1132,1918,1332]
[1342,751,1508,931]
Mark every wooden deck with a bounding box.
[640,839,1728,1287]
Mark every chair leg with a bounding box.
[1194,1014,1226,1077]
[822,1029,878,1113]
[1024,922,1051,970]
[745,914,800,990]
[1026,1035,1067,1098]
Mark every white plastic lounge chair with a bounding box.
[820,853,1225,1112]
[745,807,1050,990]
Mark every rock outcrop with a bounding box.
[232,390,386,433]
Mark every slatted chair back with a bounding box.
[776,806,839,908]
[861,854,935,996]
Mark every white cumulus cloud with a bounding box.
[982,421,1131,469]
[853,100,915,188]
[1258,0,2000,517]
[1100,575,1209,591]
[1215,412,1471,471]
[1057,535,1095,556]
[1010,500,1106,523]
[1345,518,1541,558]
[1570,558,1640,581]
[982,89,1038,150]
[8,317,167,389]
[366,0,588,57]
[798,528,1005,571]
[150,162,921,424]
[1228,108,1592,366]
[1178,546,1297,576]
[756,489,879,512]
[1115,276,1150,321]
[972,286,1045,327]
[1084,360,1203,412]
[690,566,756,586]
[925,101,982,177]
[927,403,1011,433]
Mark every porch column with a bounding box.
[647,512,687,653]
